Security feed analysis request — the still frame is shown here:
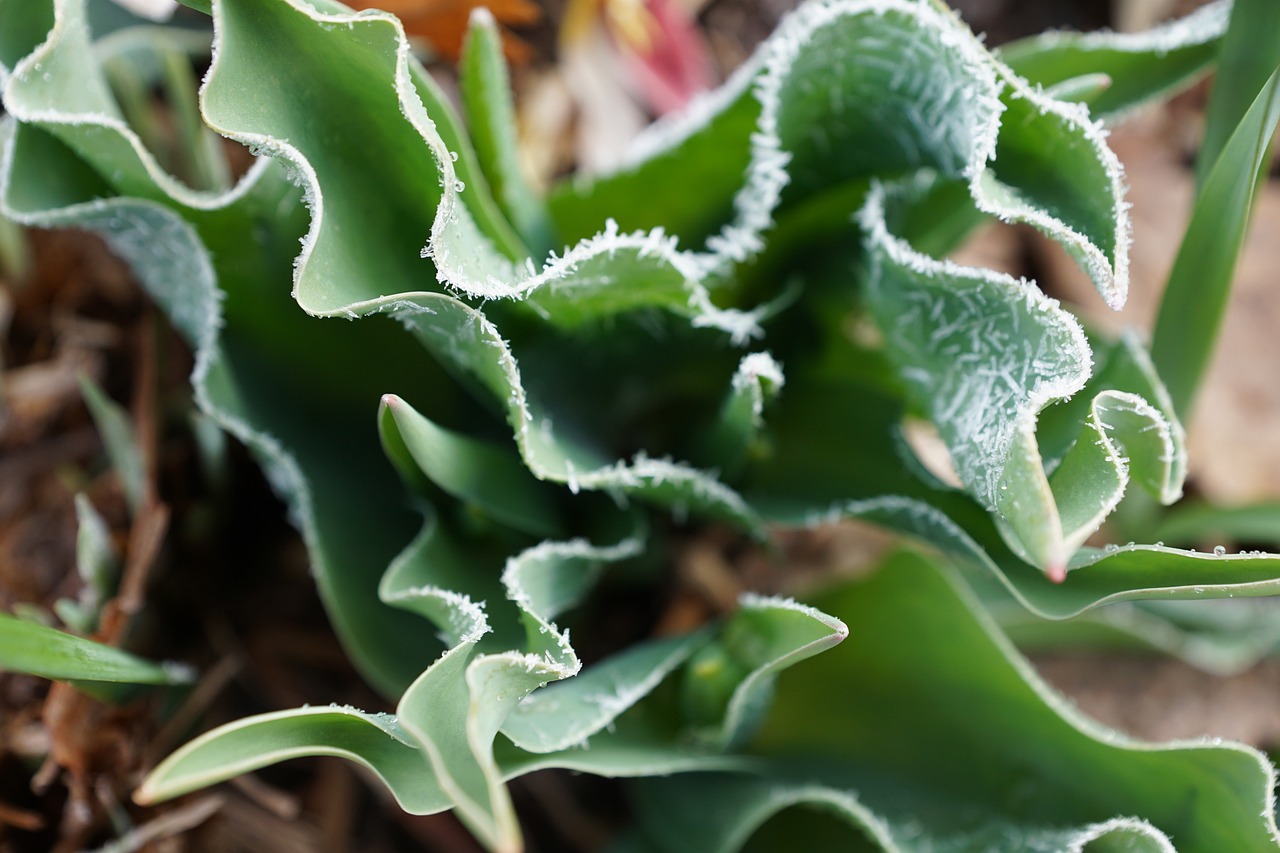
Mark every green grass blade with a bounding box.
[78,372,147,515]
[0,612,192,685]
[1151,66,1280,418]
[1197,0,1280,188]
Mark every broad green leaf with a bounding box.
[1152,66,1280,418]
[201,0,753,337]
[201,0,527,316]
[999,1,1229,119]
[0,612,192,685]
[634,771,1183,853]
[629,550,1280,852]
[459,8,553,257]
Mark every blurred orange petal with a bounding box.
[347,0,542,63]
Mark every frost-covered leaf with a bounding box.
[632,550,1280,853]
[861,183,1183,576]
[555,0,1130,306]
[201,0,528,316]
[998,1,1229,119]
[378,394,565,538]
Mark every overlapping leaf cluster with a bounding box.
[4,0,1280,849]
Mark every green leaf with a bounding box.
[998,1,1229,119]
[398,531,645,850]
[818,496,1280,620]
[1152,65,1280,418]
[502,632,708,754]
[633,551,1280,852]
[378,394,565,539]
[860,183,1183,575]
[201,0,527,316]
[1197,0,1280,187]
[391,293,764,530]
[1154,500,1280,547]
[79,371,147,515]
[0,612,192,685]
[681,595,848,750]
[554,0,1130,306]
[995,596,1280,676]
[53,494,120,634]
[135,706,449,812]
[686,352,784,479]
[459,8,553,257]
